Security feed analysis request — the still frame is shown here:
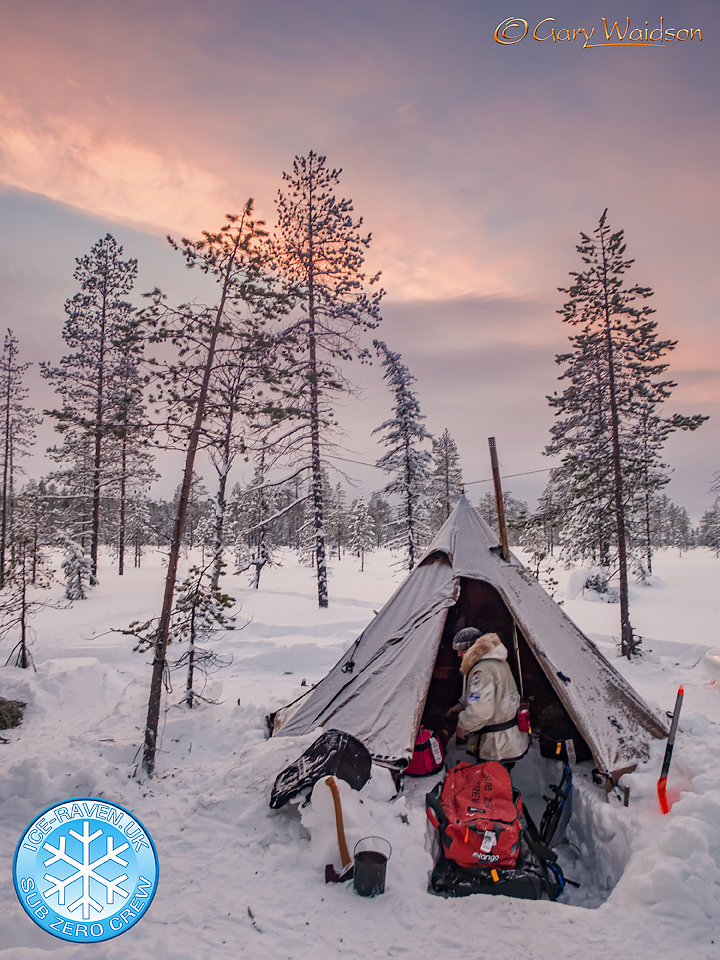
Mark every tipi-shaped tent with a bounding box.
[272,496,668,782]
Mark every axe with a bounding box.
[324,776,354,883]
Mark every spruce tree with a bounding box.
[699,499,720,557]
[230,449,279,589]
[45,435,96,552]
[170,563,235,708]
[42,235,139,580]
[372,341,432,571]
[348,497,375,571]
[61,537,94,600]
[171,475,209,553]
[273,152,384,607]
[548,210,706,656]
[368,491,392,547]
[476,489,529,545]
[327,483,349,560]
[427,428,463,534]
[125,491,152,568]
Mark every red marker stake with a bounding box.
[657,686,684,814]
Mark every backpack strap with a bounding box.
[425,781,447,832]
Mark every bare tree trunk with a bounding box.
[305,172,328,609]
[90,276,108,581]
[0,355,11,589]
[310,394,328,606]
[211,414,233,591]
[253,449,268,590]
[19,550,28,669]
[119,435,127,575]
[186,604,196,708]
[405,437,415,571]
[599,229,635,658]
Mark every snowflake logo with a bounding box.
[13,798,159,944]
[43,820,130,920]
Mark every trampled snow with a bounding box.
[1,546,718,958]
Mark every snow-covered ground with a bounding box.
[1,546,719,959]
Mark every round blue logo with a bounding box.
[13,798,159,943]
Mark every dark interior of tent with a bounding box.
[420,575,592,763]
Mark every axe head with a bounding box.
[324,862,354,884]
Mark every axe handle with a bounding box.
[325,776,352,868]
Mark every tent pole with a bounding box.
[512,621,524,699]
[488,437,510,562]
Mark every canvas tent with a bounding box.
[272,496,669,782]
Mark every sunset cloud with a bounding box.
[0,0,717,512]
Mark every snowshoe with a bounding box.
[269,729,372,809]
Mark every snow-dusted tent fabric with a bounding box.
[273,496,668,779]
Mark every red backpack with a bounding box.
[406,726,445,776]
[426,761,522,869]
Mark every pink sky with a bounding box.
[0,0,717,515]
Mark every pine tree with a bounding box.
[547,210,706,657]
[120,561,234,708]
[42,235,139,581]
[0,525,56,669]
[170,562,235,708]
[204,317,288,590]
[138,203,279,776]
[0,331,40,587]
[273,152,384,607]
[372,341,432,571]
[106,349,156,575]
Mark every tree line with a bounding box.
[0,166,714,767]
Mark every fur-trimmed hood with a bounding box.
[460,632,507,675]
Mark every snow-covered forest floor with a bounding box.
[1,546,719,959]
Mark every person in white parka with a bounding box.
[451,628,529,766]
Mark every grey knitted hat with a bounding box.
[452,627,482,651]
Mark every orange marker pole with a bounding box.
[657,686,684,814]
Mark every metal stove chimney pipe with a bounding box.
[488,437,510,563]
